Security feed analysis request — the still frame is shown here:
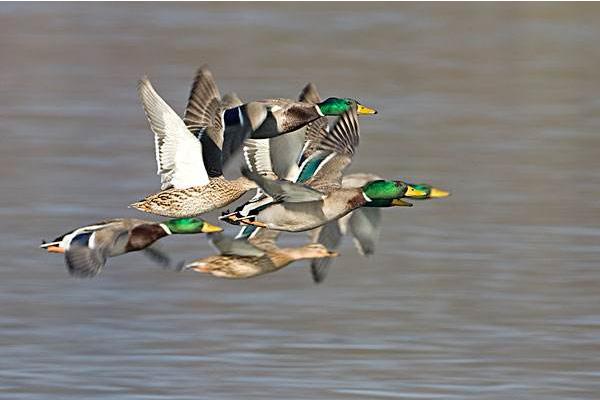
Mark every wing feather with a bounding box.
[303,105,360,192]
[138,78,209,190]
[309,222,343,283]
[183,66,223,145]
[241,167,325,203]
[298,82,322,105]
[209,232,265,257]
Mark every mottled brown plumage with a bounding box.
[184,227,336,279]
[130,176,256,218]
[135,74,260,217]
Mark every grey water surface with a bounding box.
[1,3,600,399]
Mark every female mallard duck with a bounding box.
[183,229,337,279]
[40,217,222,277]
[309,173,450,283]
[130,74,259,217]
[220,105,428,232]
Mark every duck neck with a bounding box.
[159,218,202,235]
[273,246,322,263]
[266,248,302,269]
[349,190,369,209]
[126,224,169,252]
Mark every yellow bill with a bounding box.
[201,222,223,233]
[429,187,451,198]
[357,103,378,115]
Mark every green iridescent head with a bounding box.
[317,97,378,116]
[405,183,451,200]
[162,218,222,234]
[361,180,429,207]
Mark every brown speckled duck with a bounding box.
[130,71,257,217]
[183,229,337,279]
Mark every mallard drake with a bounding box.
[40,217,222,277]
[183,229,337,279]
[220,105,428,232]
[130,73,258,217]
[183,66,377,167]
[240,81,328,182]
[309,173,450,283]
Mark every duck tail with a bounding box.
[129,200,151,213]
[40,240,60,249]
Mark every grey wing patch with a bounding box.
[143,246,172,268]
[183,66,224,147]
[310,221,343,284]
[209,232,265,257]
[268,129,306,180]
[249,229,280,252]
[242,167,325,203]
[64,232,107,278]
[298,82,322,104]
[348,208,381,256]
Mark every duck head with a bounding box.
[361,180,428,207]
[162,218,223,234]
[317,97,377,116]
[294,244,339,260]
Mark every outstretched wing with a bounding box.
[298,82,322,105]
[303,104,360,192]
[242,139,278,179]
[248,228,280,252]
[348,208,382,256]
[242,167,325,203]
[183,66,223,142]
[183,66,225,177]
[241,82,326,183]
[138,78,209,190]
[309,221,343,283]
[221,92,243,109]
[208,232,265,257]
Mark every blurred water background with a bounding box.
[1,3,600,399]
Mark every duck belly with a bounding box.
[130,179,247,218]
[258,200,351,232]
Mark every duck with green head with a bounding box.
[220,105,428,232]
[132,68,378,218]
[309,174,450,283]
[221,175,426,232]
[221,91,377,160]
[40,217,222,278]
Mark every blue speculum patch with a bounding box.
[297,153,328,183]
